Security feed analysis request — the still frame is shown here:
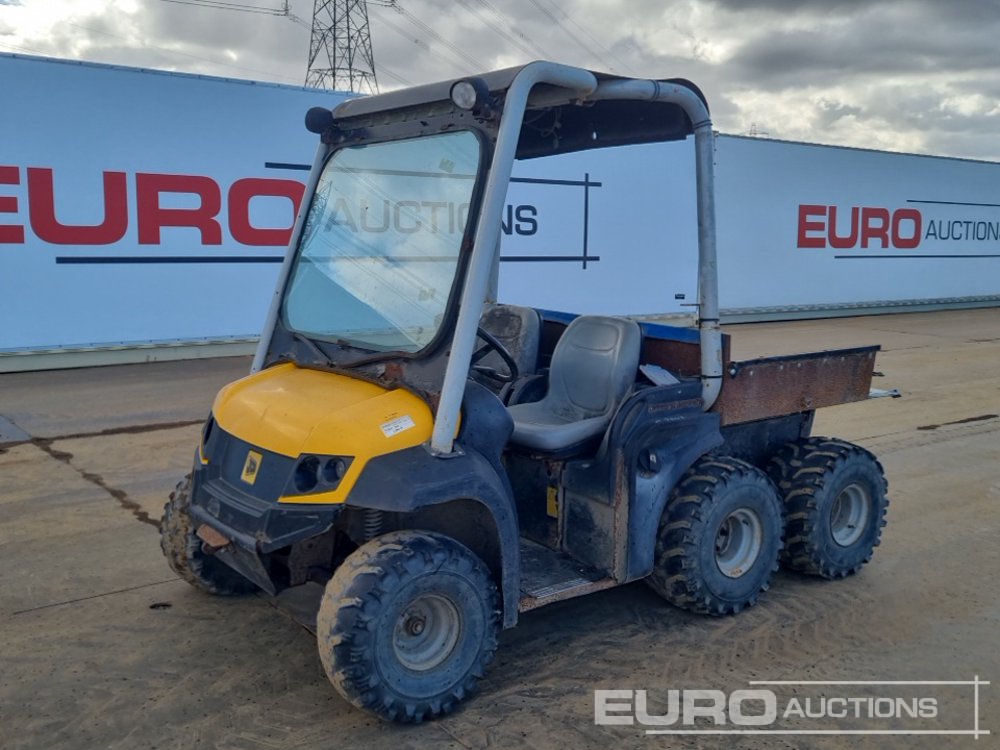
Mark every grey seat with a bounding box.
[507,315,641,452]
[477,303,542,380]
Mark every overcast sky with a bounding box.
[1,0,998,161]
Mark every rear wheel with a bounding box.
[159,476,257,595]
[647,457,783,615]
[767,437,888,578]
[317,530,500,723]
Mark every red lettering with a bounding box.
[860,207,890,248]
[891,208,922,249]
[0,165,24,244]
[827,205,859,249]
[136,173,222,245]
[799,204,924,251]
[27,168,128,245]
[228,178,305,246]
[797,204,826,248]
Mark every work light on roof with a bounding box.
[449,78,488,110]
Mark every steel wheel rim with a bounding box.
[830,482,870,546]
[715,508,763,578]
[393,593,462,672]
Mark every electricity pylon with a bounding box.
[304,0,381,93]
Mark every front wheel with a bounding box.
[767,437,888,578]
[646,457,783,615]
[316,530,500,723]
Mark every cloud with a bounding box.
[0,0,997,160]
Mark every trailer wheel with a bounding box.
[159,476,257,595]
[646,457,783,615]
[767,438,888,578]
[317,530,500,723]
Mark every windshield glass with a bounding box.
[283,130,481,353]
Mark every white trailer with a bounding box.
[713,135,1000,321]
[1,53,998,371]
[0,53,348,370]
[495,133,1000,321]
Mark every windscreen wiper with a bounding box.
[290,331,408,371]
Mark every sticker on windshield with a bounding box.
[380,414,416,438]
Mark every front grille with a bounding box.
[203,425,297,502]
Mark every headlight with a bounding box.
[286,453,354,496]
[294,456,320,493]
[322,457,347,483]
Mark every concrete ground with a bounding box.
[0,308,997,749]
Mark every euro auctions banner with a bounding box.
[0,54,346,351]
[713,136,1000,312]
[2,53,999,354]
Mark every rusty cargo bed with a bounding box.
[539,311,879,426]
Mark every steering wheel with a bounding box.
[472,327,519,384]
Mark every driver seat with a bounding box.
[507,315,641,453]
[477,303,542,380]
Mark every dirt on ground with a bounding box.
[0,309,997,749]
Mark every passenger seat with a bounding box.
[507,315,641,453]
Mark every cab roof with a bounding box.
[330,62,708,160]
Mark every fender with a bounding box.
[562,384,723,581]
[345,443,521,627]
[344,382,522,627]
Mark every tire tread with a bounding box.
[317,530,500,724]
[647,456,782,616]
[767,437,889,579]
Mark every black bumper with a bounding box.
[189,458,342,595]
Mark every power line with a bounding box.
[155,0,312,29]
[156,0,389,92]
[524,0,615,71]
[382,2,486,71]
[64,20,306,83]
[455,0,543,61]
[371,5,484,76]
[526,0,639,76]
[479,0,549,59]
[0,41,54,57]
[376,64,414,87]
[156,0,287,16]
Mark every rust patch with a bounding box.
[640,334,731,378]
[381,361,405,381]
[196,524,231,550]
[712,346,880,426]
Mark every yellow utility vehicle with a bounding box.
[161,62,888,723]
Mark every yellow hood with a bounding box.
[213,361,433,468]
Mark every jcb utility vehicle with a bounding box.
[161,62,888,723]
